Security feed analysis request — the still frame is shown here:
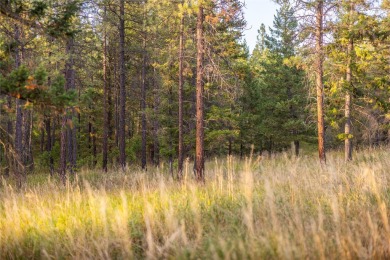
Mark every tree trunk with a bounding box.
[178,13,185,179]
[59,36,76,180]
[46,38,54,175]
[118,0,127,170]
[114,60,119,149]
[45,117,51,152]
[14,23,24,186]
[40,124,45,153]
[153,68,160,166]
[141,37,147,170]
[315,0,326,164]
[195,5,205,183]
[5,97,13,176]
[50,117,56,175]
[15,99,24,178]
[294,140,300,157]
[169,86,174,179]
[88,119,92,150]
[23,109,33,172]
[345,3,354,162]
[44,115,54,175]
[92,125,97,167]
[59,116,67,184]
[102,5,109,172]
[64,37,77,174]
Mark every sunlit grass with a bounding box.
[1,148,390,259]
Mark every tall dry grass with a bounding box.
[1,148,390,259]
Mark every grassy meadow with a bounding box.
[1,148,390,259]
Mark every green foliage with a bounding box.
[242,0,313,153]
[2,65,29,91]
[324,0,390,148]
[47,1,81,38]
[0,0,388,172]
[337,133,354,141]
[30,1,48,18]
[126,135,142,163]
[34,66,47,86]
[49,75,76,108]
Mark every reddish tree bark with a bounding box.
[315,0,326,164]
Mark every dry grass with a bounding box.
[1,148,390,259]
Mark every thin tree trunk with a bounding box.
[44,115,53,174]
[178,13,185,179]
[5,97,12,176]
[23,109,33,171]
[92,125,97,167]
[15,99,23,178]
[118,0,127,170]
[195,5,205,182]
[102,6,109,172]
[40,125,45,153]
[294,140,300,157]
[44,118,50,154]
[14,23,24,186]
[141,36,147,170]
[50,117,56,175]
[64,37,77,173]
[345,3,354,162]
[59,36,76,180]
[152,68,160,166]
[315,0,326,164]
[114,58,119,148]
[59,116,67,184]
[88,120,92,150]
[46,38,54,175]
[169,86,174,179]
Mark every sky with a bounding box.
[243,0,278,52]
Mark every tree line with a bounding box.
[0,0,389,185]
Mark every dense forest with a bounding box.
[0,0,389,184]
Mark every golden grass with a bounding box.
[1,148,390,259]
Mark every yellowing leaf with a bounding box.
[25,84,37,90]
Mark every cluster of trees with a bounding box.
[244,0,389,163]
[0,0,388,184]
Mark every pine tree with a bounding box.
[244,0,311,155]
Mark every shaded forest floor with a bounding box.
[1,148,390,259]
